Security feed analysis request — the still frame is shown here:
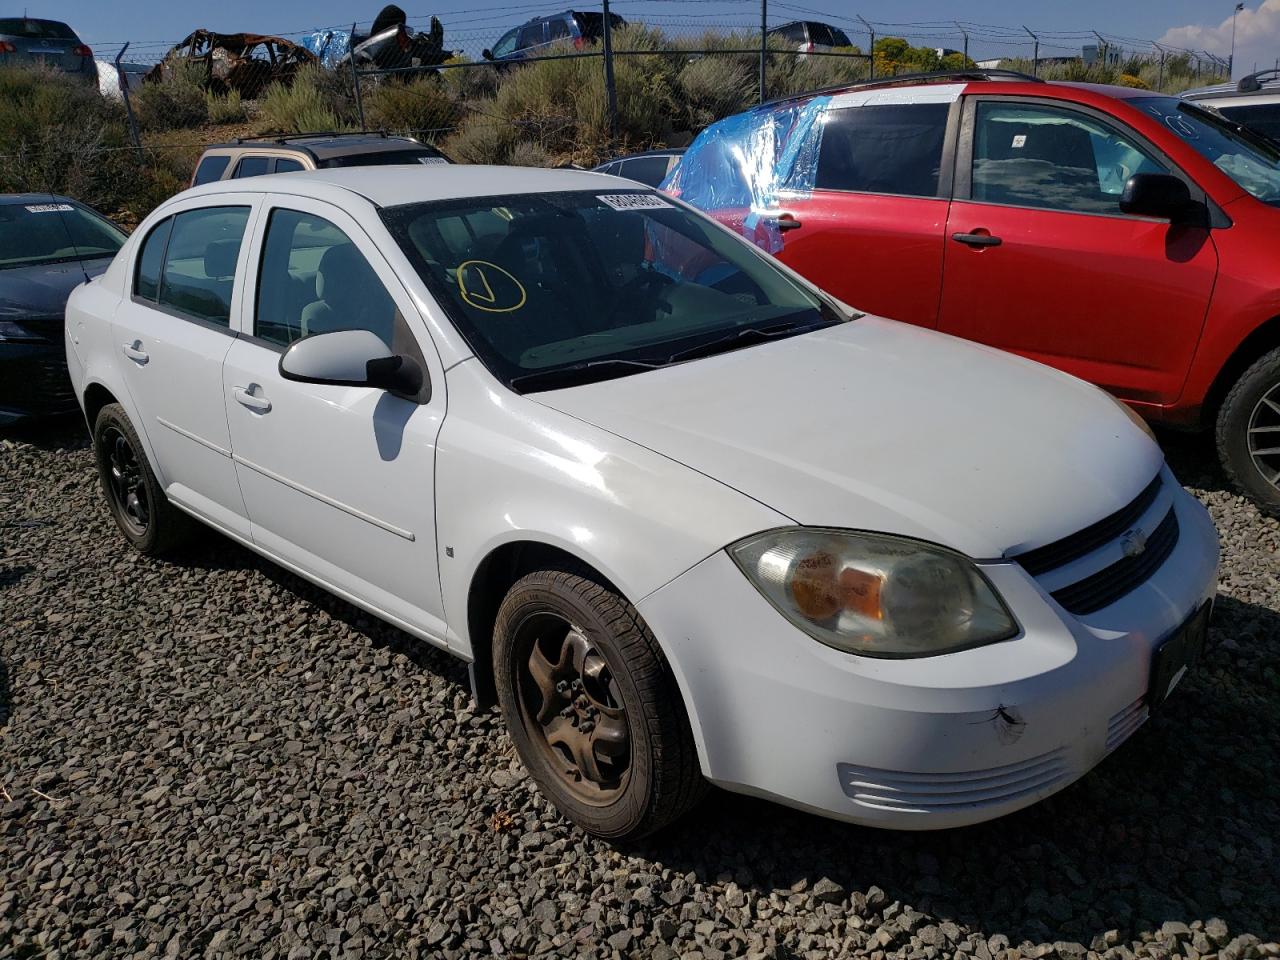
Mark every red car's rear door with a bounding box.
[938,96,1218,408]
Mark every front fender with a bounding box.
[435,360,787,656]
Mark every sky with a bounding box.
[28,0,1266,76]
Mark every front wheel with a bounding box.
[493,567,705,840]
[92,403,193,555]
[1217,347,1280,518]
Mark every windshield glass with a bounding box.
[381,190,844,391]
[0,202,126,270]
[1138,97,1280,205]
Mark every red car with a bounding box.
[664,70,1280,515]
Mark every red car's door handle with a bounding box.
[952,232,1002,248]
[775,214,803,231]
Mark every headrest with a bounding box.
[315,243,366,299]
[204,239,240,279]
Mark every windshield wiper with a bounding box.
[509,357,664,393]
[663,315,837,365]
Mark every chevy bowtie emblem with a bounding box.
[1120,528,1148,558]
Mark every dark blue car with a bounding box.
[0,195,126,423]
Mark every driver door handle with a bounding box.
[233,385,272,413]
[951,231,1002,248]
[121,341,149,364]
[774,213,802,231]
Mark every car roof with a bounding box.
[182,164,639,208]
[203,134,435,160]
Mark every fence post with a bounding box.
[350,22,367,131]
[602,0,618,138]
[758,0,767,104]
[1154,43,1166,90]
[115,43,143,161]
[1022,25,1039,76]
[955,22,968,66]
[857,15,875,78]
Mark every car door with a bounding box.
[768,92,958,326]
[222,195,449,643]
[110,198,257,536]
[938,96,1219,407]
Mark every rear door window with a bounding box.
[134,217,173,301]
[815,102,950,197]
[192,155,231,185]
[233,156,271,178]
[517,22,546,50]
[547,18,571,42]
[156,206,251,327]
[970,101,1167,214]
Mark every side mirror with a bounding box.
[279,329,428,402]
[481,48,494,61]
[1119,173,1206,226]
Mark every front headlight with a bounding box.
[729,528,1019,658]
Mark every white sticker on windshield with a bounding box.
[597,193,673,212]
[1012,134,1027,148]
[417,156,449,165]
[25,203,74,213]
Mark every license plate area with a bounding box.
[1148,601,1211,709]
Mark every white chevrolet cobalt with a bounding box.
[65,167,1219,839]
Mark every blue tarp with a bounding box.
[661,96,831,253]
[301,29,352,70]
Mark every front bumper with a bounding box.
[0,340,77,422]
[637,483,1219,830]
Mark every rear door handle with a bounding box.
[233,385,272,414]
[951,232,1002,248]
[775,214,802,232]
[121,341,149,364]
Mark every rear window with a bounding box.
[319,148,450,168]
[815,102,950,197]
[1218,102,1280,143]
[572,12,623,39]
[192,155,231,186]
[0,18,77,39]
[618,156,673,187]
[808,23,838,46]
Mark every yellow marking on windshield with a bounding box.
[458,259,527,313]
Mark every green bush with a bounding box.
[677,56,755,130]
[136,60,208,131]
[206,89,247,124]
[365,76,461,138]
[442,110,519,164]
[0,64,143,216]
[508,139,553,167]
[441,56,500,103]
[257,65,354,134]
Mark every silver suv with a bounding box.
[1184,69,1280,142]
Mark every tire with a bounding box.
[92,403,194,555]
[493,567,705,840]
[1216,347,1280,518]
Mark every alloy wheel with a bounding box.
[1249,384,1280,490]
[103,426,149,535]
[515,614,632,804]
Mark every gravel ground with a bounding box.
[1,416,1278,960]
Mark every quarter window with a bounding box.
[970,101,1168,214]
[254,207,421,366]
[134,217,172,301]
[275,158,305,173]
[815,103,950,197]
[155,206,250,327]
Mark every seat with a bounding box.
[300,243,395,344]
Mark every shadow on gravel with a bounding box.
[1159,427,1234,497]
[0,412,90,451]
[0,656,9,731]
[637,592,1280,946]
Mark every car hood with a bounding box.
[0,257,110,319]
[530,317,1164,559]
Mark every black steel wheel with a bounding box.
[93,403,193,555]
[493,567,705,840]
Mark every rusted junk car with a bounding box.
[145,30,318,97]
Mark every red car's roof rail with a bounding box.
[761,68,1043,109]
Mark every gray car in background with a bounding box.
[0,18,95,83]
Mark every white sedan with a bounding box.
[65,166,1219,840]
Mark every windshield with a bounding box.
[0,202,126,270]
[1138,97,1280,205]
[381,190,845,391]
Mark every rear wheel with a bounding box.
[92,403,193,555]
[1217,347,1280,518]
[493,567,705,840]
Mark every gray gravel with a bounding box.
[2,417,1278,960]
